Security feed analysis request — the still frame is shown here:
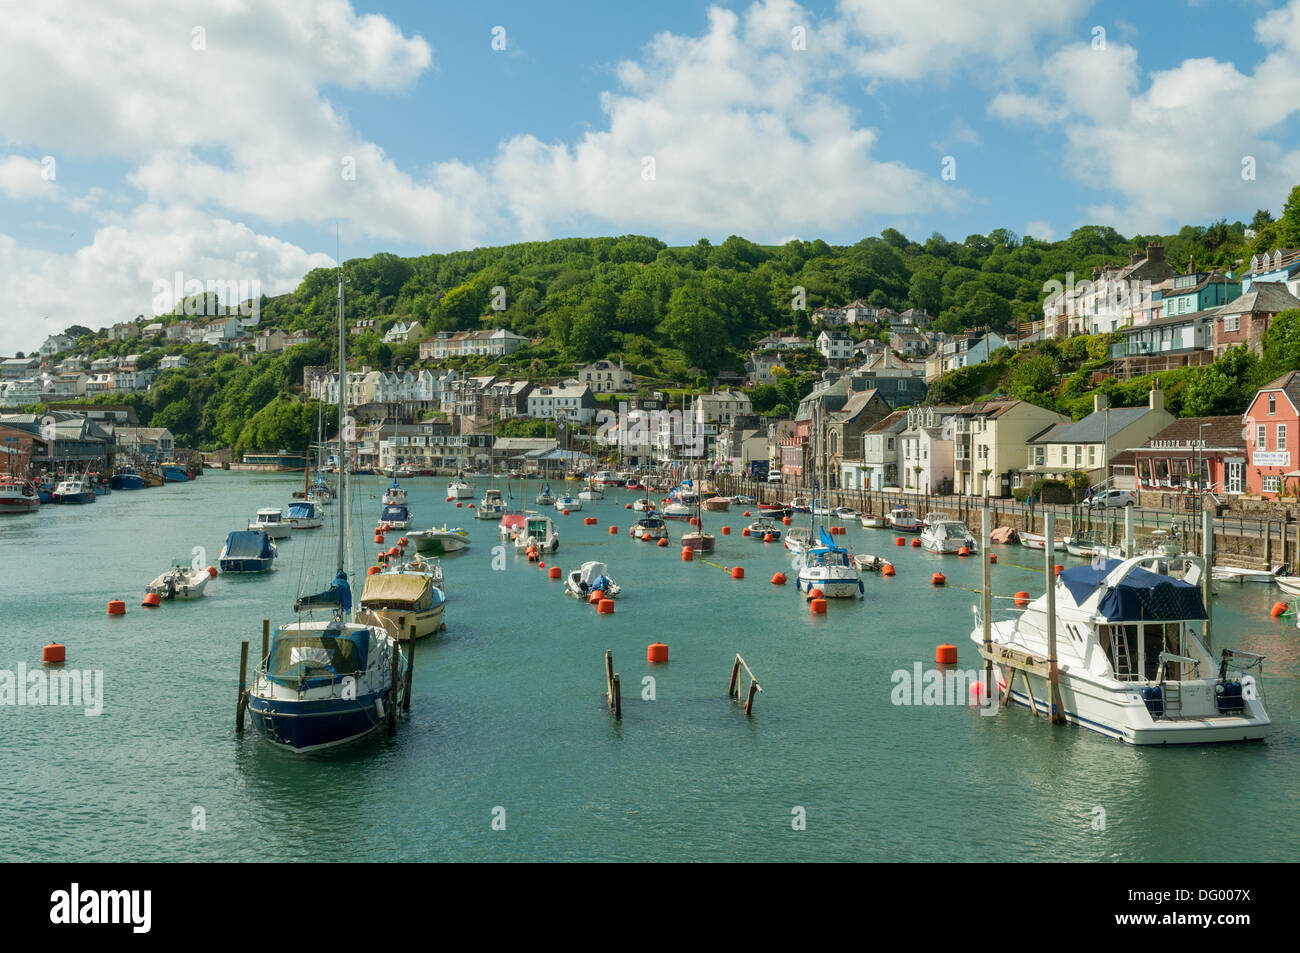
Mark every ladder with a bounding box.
[1113,633,1134,680]
[1162,681,1181,717]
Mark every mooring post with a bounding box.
[604,649,615,708]
[728,656,741,699]
[1202,509,1214,653]
[402,624,414,711]
[236,640,249,733]
[261,618,269,667]
[1044,511,1060,723]
[981,505,992,702]
[387,639,399,734]
[612,673,621,719]
[745,680,758,716]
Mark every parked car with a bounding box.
[766,472,783,484]
[1087,489,1136,508]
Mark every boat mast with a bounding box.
[336,261,348,582]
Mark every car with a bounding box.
[766,472,783,484]
[1087,489,1136,508]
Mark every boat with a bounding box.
[593,470,622,486]
[357,567,445,641]
[854,553,886,572]
[52,474,96,504]
[161,463,189,483]
[145,562,210,600]
[110,466,145,491]
[217,529,277,573]
[787,497,812,513]
[396,463,419,479]
[731,495,757,505]
[476,488,506,520]
[309,476,335,506]
[1064,531,1121,560]
[578,481,604,501]
[1018,532,1065,551]
[784,527,812,554]
[1276,576,1300,597]
[631,515,668,540]
[505,513,560,552]
[632,497,656,511]
[382,479,407,505]
[566,560,621,600]
[745,517,781,541]
[378,503,412,531]
[1211,565,1288,584]
[833,506,858,520]
[447,478,474,499]
[407,525,471,555]
[680,466,715,552]
[248,507,293,540]
[886,506,922,532]
[0,475,39,514]
[759,502,791,519]
[860,513,887,529]
[286,499,325,529]
[245,257,407,753]
[554,495,582,512]
[535,482,555,506]
[798,528,864,598]
[972,555,1270,744]
[921,519,979,555]
[703,496,730,512]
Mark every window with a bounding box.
[1258,424,1266,449]
[1263,475,1281,494]
[1279,424,1288,451]
[1088,446,1096,466]
[1268,393,1276,415]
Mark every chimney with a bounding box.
[1187,254,1195,275]
[1093,393,1109,413]
[1146,242,1164,263]
[1130,250,1142,265]
[1149,384,1164,413]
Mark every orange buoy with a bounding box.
[367,565,380,576]
[689,517,698,526]
[881,563,895,576]
[625,503,632,509]
[958,546,969,556]
[142,592,162,607]
[742,527,751,536]
[398,536,409,547]
[743,510,751,517]
[456,502,463,508]
[764,533,773,542]
[563,509,570,516]
[589,591,602,604]
[388,546,400,557]
[810,598,828,614]
[681,547,694,561]
[597,598,615,614]
[721,526,731,535]
[374,534,384,544]
[206,565,217,578]
[936,644,958,664]
[609,526,617,534]
[1055,564,1064,576]
[932,573,946,586]
[446,496,453,502]
[657,538,668,547]
[42,643,66,664]
[731,566,744,579]
[647,642,668,662]
[1270,601,1288,618]
[771,572,787,585]
[468,503,475,509]
[381,524,390,532]
[896,537,905,546]
[911,538,920,547]
[989,553,997,564]
[808,587,824,600]
[549,566,561,579]
[1014,591,1030,607]
[782,516,791,525]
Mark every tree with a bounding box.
[1007,354,1057,404]
[1251,209,1275,231]
[1279,185,1300,248]
[908,271,941,314]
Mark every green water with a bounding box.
[1,471,1296,862]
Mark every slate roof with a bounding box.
[1029,406,1154,444]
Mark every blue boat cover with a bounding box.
[817,526,846,553]
[1060,559,1207,622]
[287,501,318,518]
[224,530,272,558]
[295,570,352,613]
[381,504,409,522]
[266,622,369,688]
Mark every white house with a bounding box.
[39,335,74,358]
[526,383,596,424]
[816,330,853,363]
[577,359,632,393]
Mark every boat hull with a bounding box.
[360,602,445,640]
[246,692,389,752]
[796,571,862,598]
[52,490,95,504]
[411,533,469,555]
[111,473,145,490]
[218,556,275,573]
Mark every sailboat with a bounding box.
[245,261,407,752]
[680,463,715,552]
[796,406,863,598]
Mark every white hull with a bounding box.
[146,568,210,600]
[447,483,474,499]
[555,498,582,511]
[797,569,862,598]
[860,516,886,529]
[1212,566,1283,584]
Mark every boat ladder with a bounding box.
[1113,633,1134,680]
[1162,681,1181,718]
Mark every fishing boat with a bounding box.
[745,517,782,541]
[505,513,560,552]
[972,555,1269,744]
[161,463,189,482]
[535,482,555,506]
[357,567,445,640]
[476,488,506,520]
[887,506,922,532]
[0,475,39,514]
[218,529,277,573]
[554,494,582,512]
[447,478,474,499]
[145,562,210,601]
[378,503,412,531]
[382,479,407,506]
[245,258,407,753]
[286,499,325,529]
[860,513,887,529]
[921,519,979,555]
[1211,565,1288,584]
[407,525,471,555]
[703,496,730,512]
[52,474,96,504]
[249,507,293,540]
[566,560,621,600]
[110,466,145,491]
[632,496,656,511]
[631,515,669,540]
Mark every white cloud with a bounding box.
[0,155,58,201]
[1024,220,1057,242]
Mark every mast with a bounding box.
[336,262,348,581]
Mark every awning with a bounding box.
[361,572,433,608]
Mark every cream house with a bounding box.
[950,399,1069,497]
[1023,387,1174,490]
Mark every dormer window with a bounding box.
[1269,393,1276,416]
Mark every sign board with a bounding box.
[1254,451,1291,467]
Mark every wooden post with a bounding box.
[1202,509,1214,653]
[605,649,615,708]
[611,673,621,719]
[236,640,249,732]
[1045,511,1062,723]
[402,623,414,711]
[387,639,399,734]
[981,505,992,701]
[745,680,758,716]
[728,656,741,699]
[1266,521,1273,567]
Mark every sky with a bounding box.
[2,0,1300,354]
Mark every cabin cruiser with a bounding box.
[504,513,560,553]
[593,470,622,486]
[887,506,923,532]
[973,555,1269,744]
[249,507,293,539]
[52,474,96,504]
[447,479,474,499]
[554,494,582,512]
[921,519,978,554]
[661,501,693,520]
[745,517,782,541]
[382,479,407,505]
[286,499,325,529]
[377,503,412,531]
[632,497,656,511]
[566,561,621,600]
[476,488,506,520]
[631,515,669,541]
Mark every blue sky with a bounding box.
[2,0,1299,352]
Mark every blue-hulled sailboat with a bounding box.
[245,261,407,753]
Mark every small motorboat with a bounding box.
[632,497,656,511]
[285,499,325,529]
[535,482,555,506]
[555,495,582,511]
[447,479,474,499]
[378,502,412,530]
[218,530,277,573]
[1018,532,1065,551]
[476,489,506,520]
[759,503,791,519]
[745,517,782,541]
[921,519,979,554]
[566,560,621,600]
[860,513,887,529]
[408,525,471,555]
[784,527,812,554]
[631,516,669,540]
[1064,531,1121,559]
[787,498,812,514]
[249,507,293,539]
[145,562,211,601]
[833,506,858,520]
[578,483,604,501]
[731,495,757,505]
[854,553,886,572]
[1212,565,1288,584]
[703,496,730,512]
[887,506,923,532]
[661,501,693,520]
[504,514,560,553]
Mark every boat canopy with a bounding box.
[223,530,273,558]
[1060,559,1208,622]
[576,561,612,591]
[636,517,665,529]
[526,517,552,535]
[381,504,409,522]
[266,623,368,687]
[287,501,319,518]
[360,572,433,609]
[295,570,352,613]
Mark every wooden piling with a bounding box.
[611,673,621,719]
[387,638,399,734]
[236,640,249,733]
[728,657,741,699]
[261,618,270,667]
[730,654,762,716]
[402,623,414,711]
[744,680,758,716]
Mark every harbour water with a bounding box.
[1,472,1296,862]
